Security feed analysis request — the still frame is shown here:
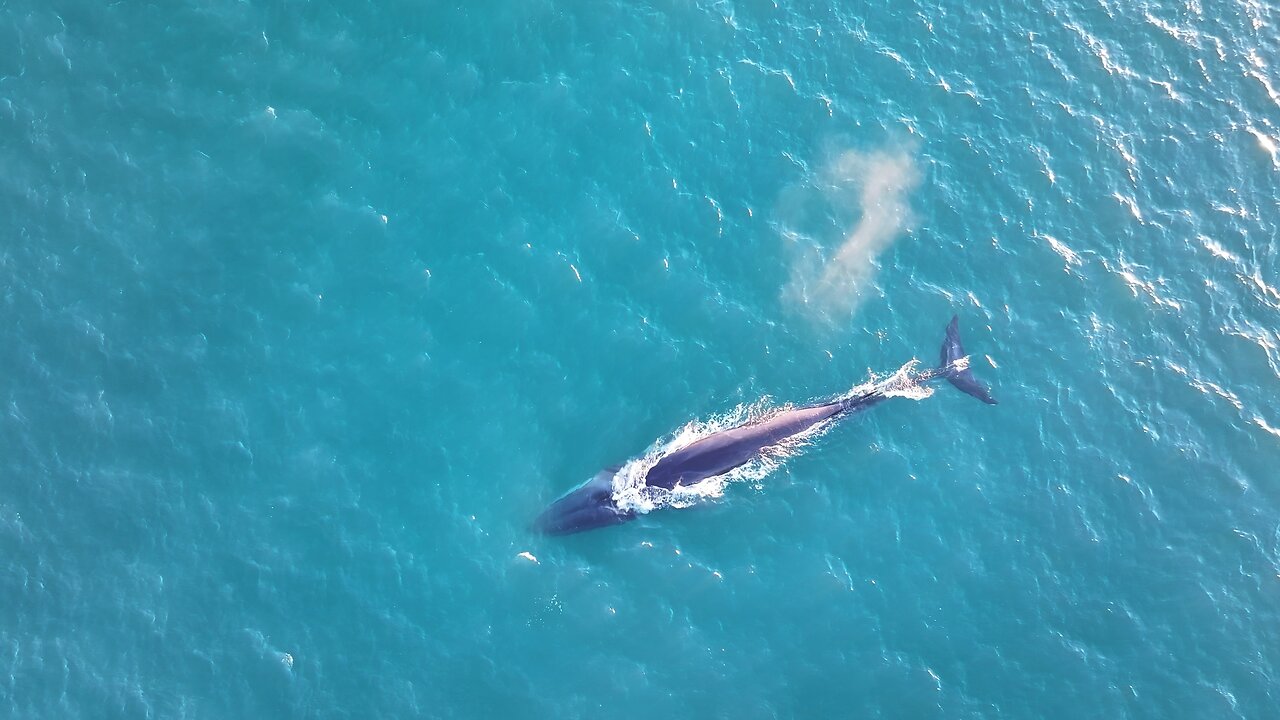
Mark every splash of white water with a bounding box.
[611,360,933,514]
[858,358,935,402]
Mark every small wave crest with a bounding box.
[611,360,932,514]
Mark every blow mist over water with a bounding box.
[611,360,934,515]
[783,145,922,320]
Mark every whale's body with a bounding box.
[533,317,996,536]
[646,400,847,490]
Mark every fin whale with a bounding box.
[533,316,996,536]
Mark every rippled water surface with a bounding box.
[3,1,1279,717]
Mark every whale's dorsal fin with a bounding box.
[588,465,624,486]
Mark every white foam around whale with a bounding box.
[611,360,932,514]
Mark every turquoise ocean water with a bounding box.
[3,1,1280,717]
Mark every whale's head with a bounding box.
[533,468,636,536]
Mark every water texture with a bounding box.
[2,1,1279,717]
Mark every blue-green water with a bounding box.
[4,1,1280,717]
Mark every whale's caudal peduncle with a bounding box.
[532,316,996,536]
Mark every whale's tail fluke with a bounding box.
[939,316,997,405]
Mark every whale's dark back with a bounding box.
[644,401,846,489]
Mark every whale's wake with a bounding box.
[610,360,931,515]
